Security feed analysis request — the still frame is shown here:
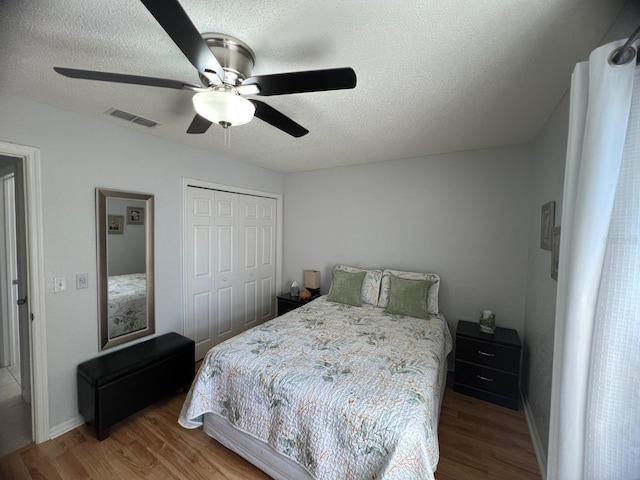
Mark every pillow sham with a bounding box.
[384,276,434,319]
[326,269,367,307]
[378,269,440,314]
[335,265,383,305]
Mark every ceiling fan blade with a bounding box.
[53,67,201,91]
[186,114,213,134]
[251,100,309,138]
[243,67,356,96]
[139,0,224,83]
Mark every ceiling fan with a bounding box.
[53,0,356,138]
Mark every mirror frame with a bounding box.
[96,188,155,350]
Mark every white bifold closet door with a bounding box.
[186,187,276,359]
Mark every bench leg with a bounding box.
[96,427,110,441]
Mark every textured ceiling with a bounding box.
[0,0,628,172]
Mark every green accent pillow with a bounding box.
[384,275,434,319]
[327,269,366,307]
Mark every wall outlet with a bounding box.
[54,276,67,293]
[76,273,89,289]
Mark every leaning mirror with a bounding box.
[96,188,154,350]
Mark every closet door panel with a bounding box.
[261,201,275,268]
[216,286,233,336]
[213,191,238,343]
[186,188,217,359]
[260,276,273,318]
[259,198,276,321]
[243,281,257,325]
[238,195,260,332]
[193,291,211,343]
[216,225,233,274]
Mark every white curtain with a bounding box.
[548,40,640,479]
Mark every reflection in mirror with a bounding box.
[96,188,154,350]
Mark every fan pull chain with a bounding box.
[222,125,231,149]
[219,121,232,149]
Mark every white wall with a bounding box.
[522,93,568,464]
[0,92,283,433]
[283,145,533,336]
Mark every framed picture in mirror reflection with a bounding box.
[126,206,144,225]
[108,214,124,234]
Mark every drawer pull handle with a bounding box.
[478,350,495,357]
[477,375,494,382]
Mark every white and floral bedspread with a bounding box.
[108,273,147,339]
[179,296,453,480]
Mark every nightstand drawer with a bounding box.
[276,293,321,317]
[278,300,299,316]
[456,337,520,373]
[454,360,519,398]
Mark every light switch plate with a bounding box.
[54,276,67,293]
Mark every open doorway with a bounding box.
[0,155,31,456]
[0,141,48,454]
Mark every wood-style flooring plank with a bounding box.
[0,373,541,479]
[0,451,30,479]
[436,380,541,480]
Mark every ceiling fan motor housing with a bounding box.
[200,33,255,86]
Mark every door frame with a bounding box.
[181,177,283,341]
[0,141,49,443]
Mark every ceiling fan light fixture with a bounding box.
[192,89,255,127]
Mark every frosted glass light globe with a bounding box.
[192,90,255,127]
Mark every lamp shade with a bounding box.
[192,90,255,127]
[304,270,321,289]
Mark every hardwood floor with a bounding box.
[0,377,542,479]
[437,381,541,479]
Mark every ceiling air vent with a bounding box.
[105,108,159,128]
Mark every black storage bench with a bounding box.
[77,332,195,440]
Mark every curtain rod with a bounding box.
[610,23,640,66]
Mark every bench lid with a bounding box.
[77,332,194,386]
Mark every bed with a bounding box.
[107,273,147,339]
[179,267,453,479]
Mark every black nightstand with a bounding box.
[276,292,321,316]
[453,320,522,410]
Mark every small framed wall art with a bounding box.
[540,201,555,250]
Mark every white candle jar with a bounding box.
[479,309,496,334]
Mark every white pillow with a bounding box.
[335,265,382,305]
[378,269,440,314]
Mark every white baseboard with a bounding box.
[521,388,547,480]
[49,415,84,440]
